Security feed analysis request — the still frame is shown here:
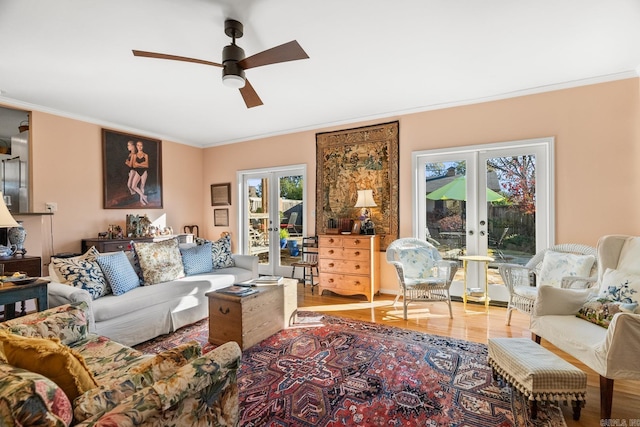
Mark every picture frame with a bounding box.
[214,208,229,226]
[102,129,162,209]
[315,121,399,250]
[211,182,231,206]
[352,221,361,235]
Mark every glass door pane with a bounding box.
[425,159,469,261]
[415,137,553,304]
[240,166,306,277]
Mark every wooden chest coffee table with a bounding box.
[206,284,285,350]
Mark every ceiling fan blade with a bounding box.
[238,40,309,70]
[132,50,223,68]
[239,79,263,108]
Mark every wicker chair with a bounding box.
[499,243,598,325]
[386,238,458,319]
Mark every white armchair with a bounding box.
[530,235,640,419]
[499,243,598,325]
[386,238,458,320]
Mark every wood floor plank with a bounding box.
[296,284,640,426]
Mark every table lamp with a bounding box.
[354,189,377,234]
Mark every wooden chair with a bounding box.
[285,212,301,236]
[291,236,319,293]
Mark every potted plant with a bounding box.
[279,228,290,249]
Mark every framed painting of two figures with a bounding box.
[102,129,163,209]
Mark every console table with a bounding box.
[82,234,195,253]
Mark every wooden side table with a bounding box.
[459,255,495,312]
[0,279,49,320]
[0,255,43,319]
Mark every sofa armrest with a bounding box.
[531,286,594,317]
[47,282,95,332]
[232,254,258,278]
[560,275,598,289]
[0,302,89,346]
[604,313,640,378]
[75,341,242,427]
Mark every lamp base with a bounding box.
[8,222,26,256]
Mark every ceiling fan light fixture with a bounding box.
[222,74,246,89]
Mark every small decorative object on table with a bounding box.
[8,220,26,255]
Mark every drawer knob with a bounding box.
[328,278,334,283]
[328,263,334,268]
[117,245,124,249]
[354,281,360,285]
[354,251,360,256]
[329,238,334,243]
[355,264,361,270]
[328,249,334,254]
[219,306,230,315]
[354,239,361,244]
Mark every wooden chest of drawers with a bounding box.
[206,285,284,350]
[318,234,380,302]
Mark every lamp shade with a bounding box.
[354,189,377,208]
[0,192,19,228]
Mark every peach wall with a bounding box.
[203,78,640,291]
[3,77,637,284]
[28,112,205,259]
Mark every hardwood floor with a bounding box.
[296,284,640,426]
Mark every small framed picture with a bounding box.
[214,208,229,226]
[211,183,231,206]
[352,221,361,234]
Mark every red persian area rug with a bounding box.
[135,314,566,427]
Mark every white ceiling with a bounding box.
[1,0,639,148]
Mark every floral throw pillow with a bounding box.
[210,234,235,269]
[133,238,185,285]
[538,251,595,288]
[398,246,439,279]
[576,268,640,328]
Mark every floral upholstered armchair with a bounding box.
[0,302,241,426]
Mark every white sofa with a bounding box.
[530,235,640,419]
[48,245,258,346]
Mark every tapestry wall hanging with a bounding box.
[103,129,163,209]
[316,121,399,250]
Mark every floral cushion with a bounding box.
[538,250,596,287]
[97,251,140,295]
[180,241,214,275]
[133,239,185,285]
[52,247,111,299]
[398,246,439,279]
[0,364,73,427]
[0,302,89,346]
[210,234,235,269]
[577,268,640,328]
[74,341,201,422]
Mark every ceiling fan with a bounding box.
[132,19,309,108]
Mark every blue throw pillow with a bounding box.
[97,251,141,296]
[180,241,213,275]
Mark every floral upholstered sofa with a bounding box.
[0,302,241,426]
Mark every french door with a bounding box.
[413,137,554,300]
[238,165,306,276]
